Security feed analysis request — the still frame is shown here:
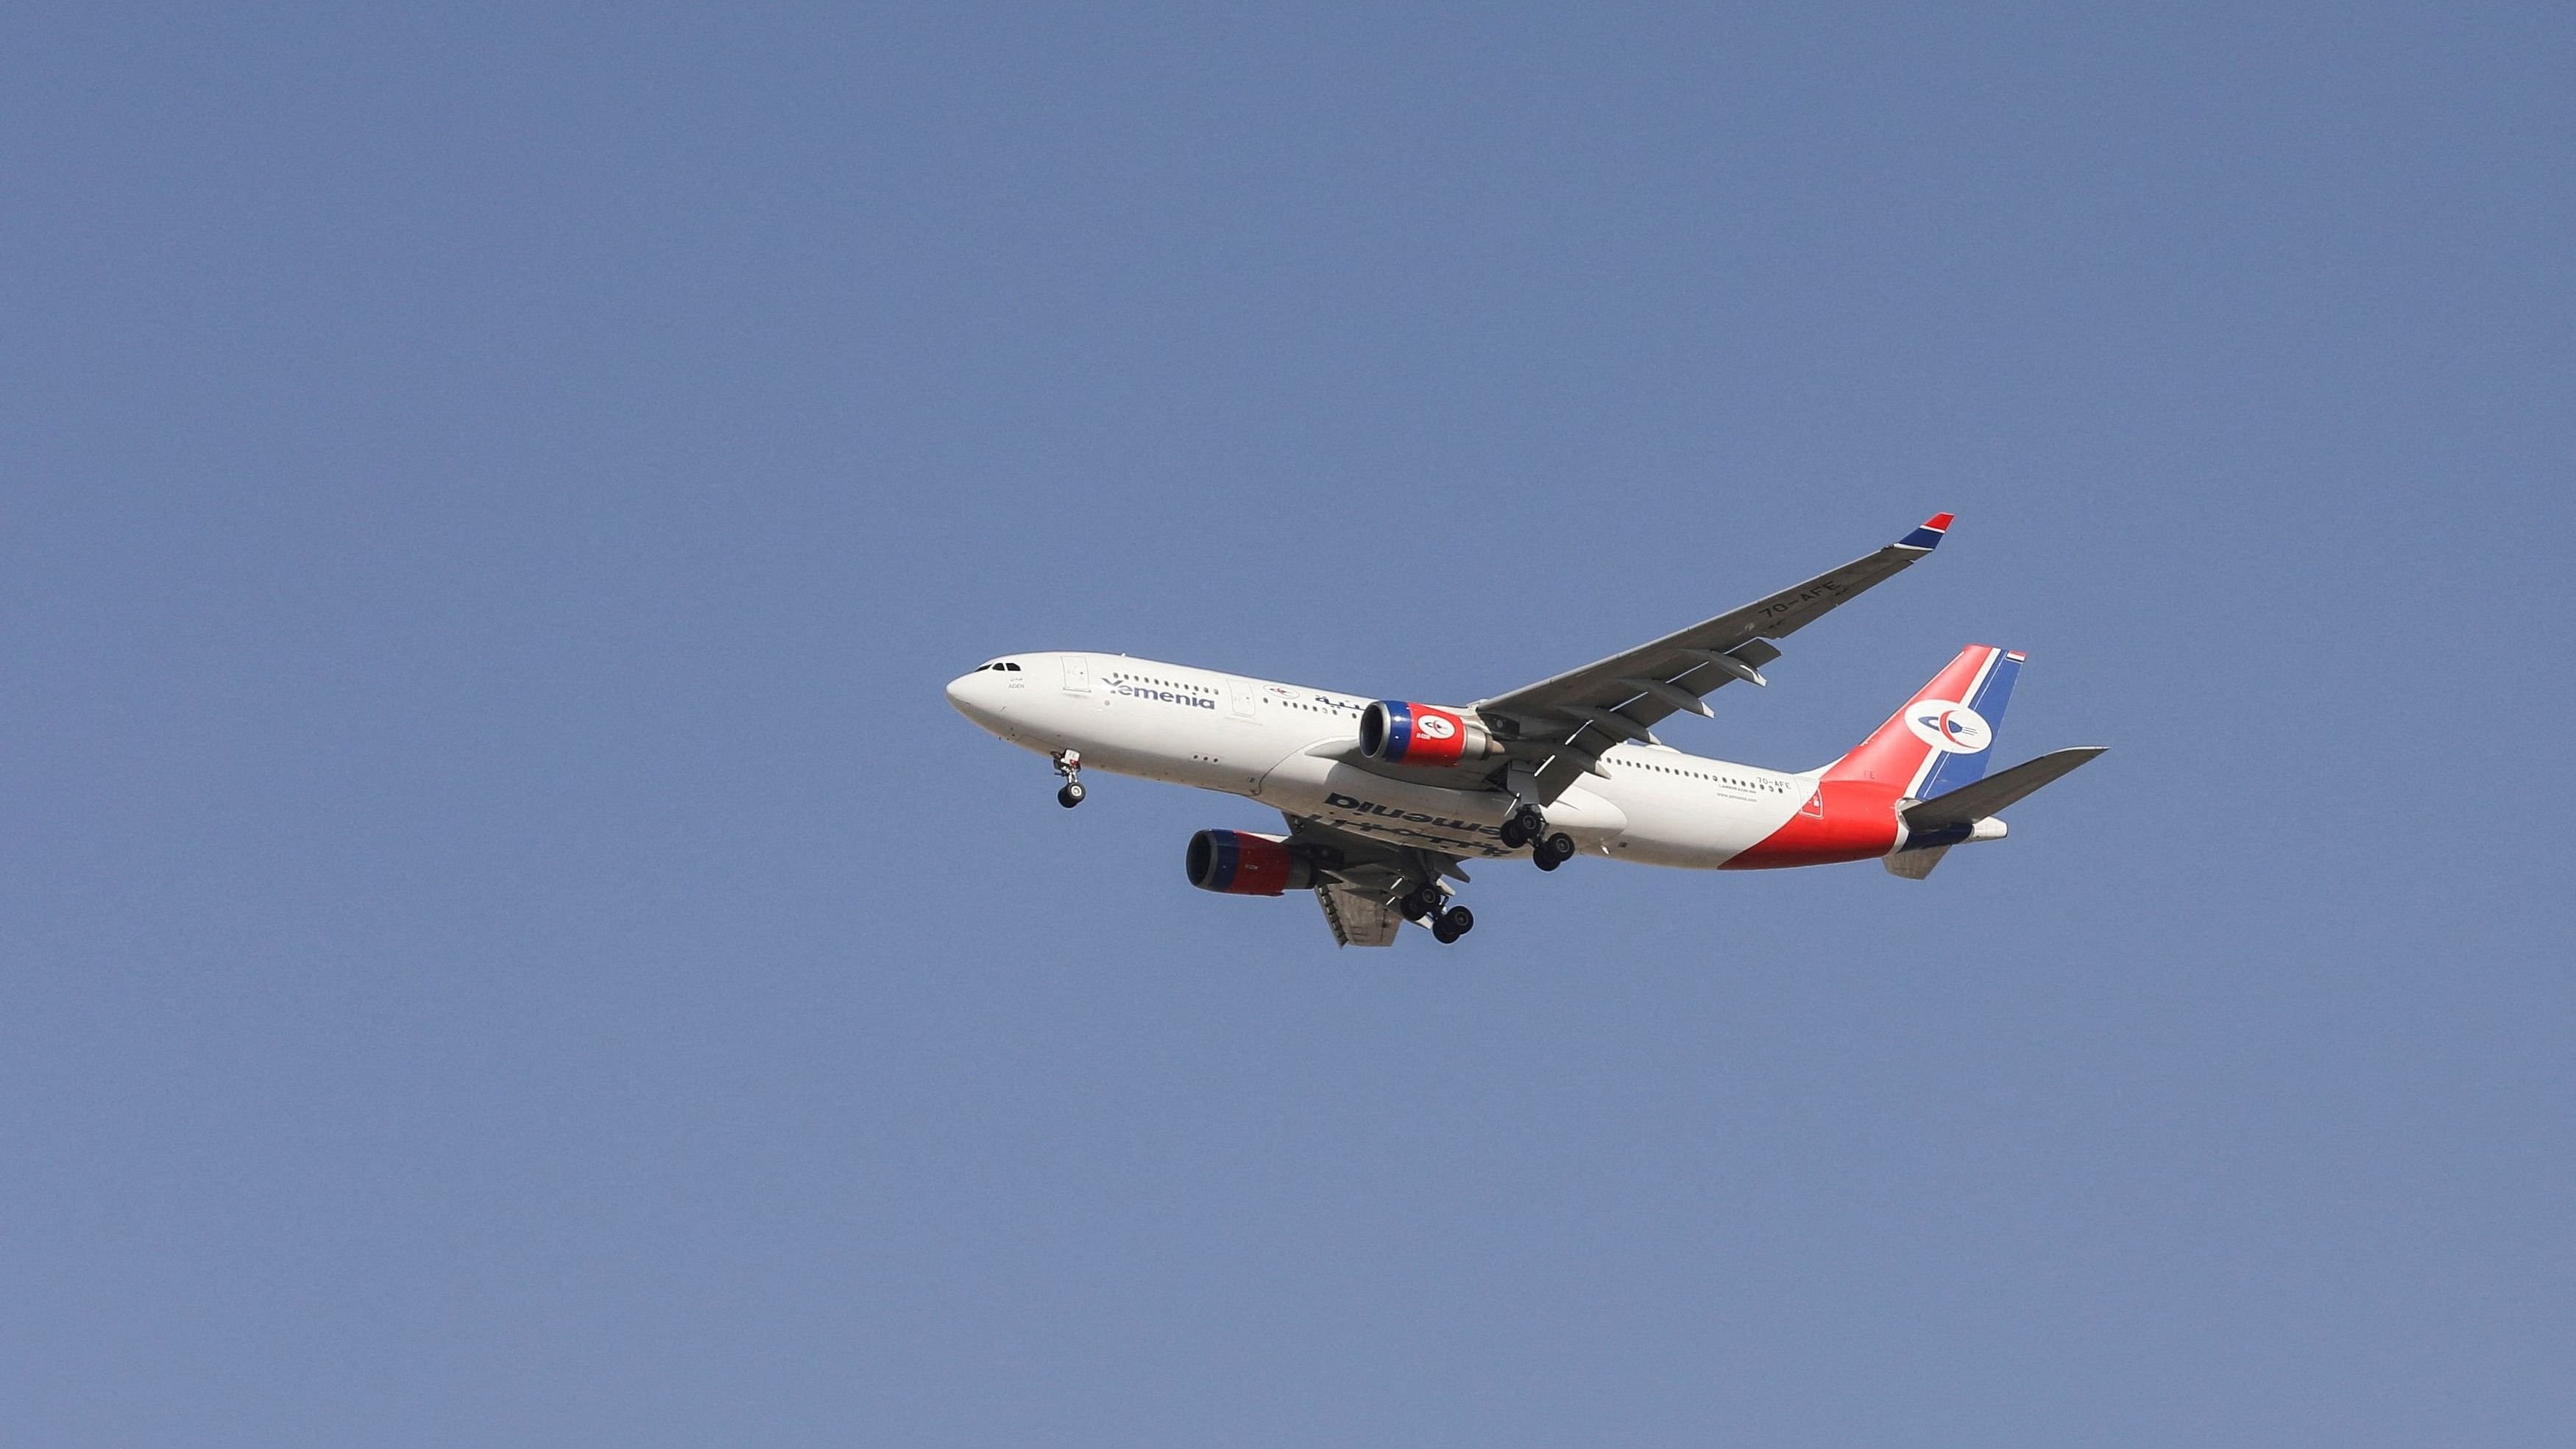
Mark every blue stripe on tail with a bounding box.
[1915,651,2021,800]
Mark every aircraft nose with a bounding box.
[946,669,1009,728]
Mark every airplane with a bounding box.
[945,514,2103,946]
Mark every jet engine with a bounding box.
[1185,829,1317,896]
[1358,701,1498,767]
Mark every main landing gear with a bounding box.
[1499,804,1577,871]
[1431,906,1476,944]
[1401,884,1476,945]
[1052,750,1086,808]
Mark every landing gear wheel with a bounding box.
[1439,905,1473,938]
[1501,806,1546,850]
[1432,912,1462,944]
[1533,832,1575,870]
[1401,885,1443,921]
[1057,781,1086,808]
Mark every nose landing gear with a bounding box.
[1052,750,1086,808]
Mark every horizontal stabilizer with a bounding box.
[1903,747,2105,832]
[1884,846,1951,879]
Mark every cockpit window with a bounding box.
[1002,662,1021,672]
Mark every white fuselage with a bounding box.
[946,652,1822,868]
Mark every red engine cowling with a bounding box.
[1358,701,1496,766]
[1185,829,1317,896]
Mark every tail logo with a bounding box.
[1905,701,1992,754]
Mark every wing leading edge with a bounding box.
[1472,513,1956,801]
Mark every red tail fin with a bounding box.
[1724,644,2025,871]
[1825,645,2014,794]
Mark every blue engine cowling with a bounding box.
[1185,829,1317,896]
[1358,701,1494,766]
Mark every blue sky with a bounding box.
[4,3,2571,1443]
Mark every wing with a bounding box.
[1314,882,1404,947]
[1279,812,1466,948]
[1473,513,1955,801]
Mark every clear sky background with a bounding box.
[5,3,2571,1444]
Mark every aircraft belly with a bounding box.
[1596,780,1812,869]
[1260,754,1627,860]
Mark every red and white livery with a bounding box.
[947,514,2103,946]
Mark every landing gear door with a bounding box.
[1061,653,1091,693]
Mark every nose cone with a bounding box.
[946,670,1009,731]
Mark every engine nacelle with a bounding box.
[1185,829,1317,896]
[1358,701,1497,767]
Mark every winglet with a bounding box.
[1897,512,1955,550]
